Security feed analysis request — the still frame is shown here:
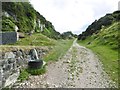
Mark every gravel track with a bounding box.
[13,40,116,88]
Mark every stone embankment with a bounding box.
[0,46,49,89]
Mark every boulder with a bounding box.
[29,49,39,61]
[16,50,23,57]
[4,70,20,87]
[4,52,15,59]
[18,32,25,38]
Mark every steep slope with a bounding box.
[2,2,60,39]
[78,11,120,40]
[80,22,119,50]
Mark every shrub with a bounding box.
[2,19,15,31]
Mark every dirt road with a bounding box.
[13,40,116,88]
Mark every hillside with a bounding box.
[78,11,120,41]
[78,22,119,50]
[2,2,60,39]
[77,11,119,84]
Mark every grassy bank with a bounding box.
[14,33,56,46]
[44,39,74,62]
[15,33,74,62]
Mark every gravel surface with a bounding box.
[13,40,117,88]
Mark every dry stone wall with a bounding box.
[0,47,49,89]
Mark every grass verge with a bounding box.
[77,40,118,84]
[13,33,56,46]
[44,39,74,62]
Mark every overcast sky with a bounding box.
[30,0,119,34]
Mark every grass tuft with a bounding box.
[18,69,29,82]
[26,66,46,75]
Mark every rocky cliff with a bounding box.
[2,2,60,39]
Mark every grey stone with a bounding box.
[3,65,10,72]
[0,81,2,89]
[17,57,23,66]
[0,68,3,81]
[3,71,10,80]
[29,49,39,61]
[15,25,18,32]
[2,60,8,66]
[8,58,15,64]
[0,51,3,59]
[16,50,23,57]
[4,52,15,59]
[4,71,20,87]
[0,60,4,66]
[13,63,16,69]
[18,32,25,38]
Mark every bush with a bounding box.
[2,19,15,31]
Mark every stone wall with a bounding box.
[0,32,17,45]
[0,47,49,89]
[0,51,28,89]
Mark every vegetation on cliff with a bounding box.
[2,2,60,39]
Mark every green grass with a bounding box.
[18,69,29,82]
[18,66,46,82]
[43,39,74,62]
[26,66,46,75]
[77,22,119,84]
[14,33,56,46]
[78,40,118,84]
